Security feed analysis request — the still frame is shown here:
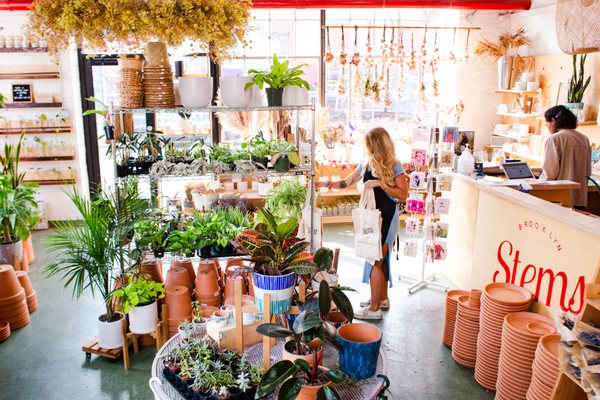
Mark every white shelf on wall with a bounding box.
[504,151,543,162]
[495,89,539,95]
[497,112,542,119]
[491,132,532,141]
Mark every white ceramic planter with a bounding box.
[257,182,273,196]
[191,191,219,211]
[179,77,213,108]
[220,76,253,108]
[128,302,158,334]
[283,86,309,106]
[311,272,339,292]
[249,86,266,107]
[97,313,123,350]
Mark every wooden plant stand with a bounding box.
[550,260,600,400]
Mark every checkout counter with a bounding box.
[444,174,600,316]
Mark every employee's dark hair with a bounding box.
[544,105,578,129]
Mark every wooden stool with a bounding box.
[122,303,169,370]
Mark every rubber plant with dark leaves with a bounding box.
[256,357,354,400]
[233,208,319,277]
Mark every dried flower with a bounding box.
[474,27,530,60]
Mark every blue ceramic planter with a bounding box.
[337,323,382,380]
[252,272,296,314]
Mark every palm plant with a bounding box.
[567,54,591,104]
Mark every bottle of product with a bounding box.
[457,144,475,177]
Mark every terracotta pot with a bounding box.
[171,259,195,283]
[0,265,23,299]
[165,286,193,320]
[282,339,324,366]
[15,271,34,296]
[194,270,221,298]
[200,306,219,319]
[324,311,349,329]
[0,298,27,314]
[0,320,10,342]
[296,367,333,400]
[337,323,382,380]
[246,273,255,297]
[139,334,156,348]
[165,267,193,293]
[0,302,29,319]
[197,260,221,284]
[26,292,38,313]
[23,236,35,264]
[8,313,30,330]
[21,252,29,272]
[141,260,163,283]
[223,276,247,300]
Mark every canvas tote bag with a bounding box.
[299,187,323,249]
[352,188,382,264]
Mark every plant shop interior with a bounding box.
[1,0,600,399]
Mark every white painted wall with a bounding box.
[511,5,561,56]
[0,11,88,221]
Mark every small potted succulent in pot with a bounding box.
[191,301,208,333]
[257,358,354,400]
[113,277,165,334]
[270,140,300,173]
[245,54,310,107]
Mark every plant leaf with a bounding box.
[257,360,299,398]
[325,369,354,386]
[256,323,293,338]
[293,358,312,375]
[278,377,302,400]
[293,310,323,335]
[313,248,333,271]
[319,279,332,316]
[331,288,354,322]
[317,386,341,400]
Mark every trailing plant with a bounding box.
[234,208,318,276]
[256,358,353,400]
[265,179,306,220]
[270,140,301,165]
[0,177,38,245]
[474,27,530,60]
[567,54,591,104]
[245,54,310,90]
[112,277,165,314]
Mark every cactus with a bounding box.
[567,54,591,103]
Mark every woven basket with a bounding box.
[556,0,600,54]
[118,57,144,71]
[144,42,169,67]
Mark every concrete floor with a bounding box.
[0,227,495,400]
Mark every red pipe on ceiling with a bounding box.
[0,0,531,11]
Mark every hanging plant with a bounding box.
[324,27,334,63]
[364,27,373,68]
[339,26,347,65]
[350,26,361,66]
[363,68,372,97]
[372,65,381,103]
[474,27,529,60]
[26,0,252,61]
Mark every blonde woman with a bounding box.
[318,127,408,320]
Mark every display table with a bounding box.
[445,174,600,317]
[480,177,581,207]
[150,333,387,400]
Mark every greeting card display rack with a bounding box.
[399,121,449,295]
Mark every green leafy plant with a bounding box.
[0,177,38,245]
[0,132,27,189]
[134,217,169,255]
[167,228,199,258]
[0,92,5,108]
[112,277,165,314]
[245,54,310,90]
[234,208,318,276]
[243,134,272,159]
[265,179,306,220]
[270,140,300,165]
[209,143,235,164]
[256,358,353,400]
[567,54,591,104]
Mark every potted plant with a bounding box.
[257,358,354,400]
[113,276,165,334]
[270,140,301,172]
[134,218,169,258]
[209,143,236,172]
[167,228,199,259]
[245,54,310,107]
[474,27,529,90]
[565,54,591,121]
[234,209,321,314]
[265,179,306,220]
[244,134,271,169]
[0,92,5,108]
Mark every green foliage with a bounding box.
[134,217,169,253]
[166,228,199,258]
[0,92,5,108]
[112,277,165,314]
[244,134,272,158]
[245,54,310,90]
[265,179,306,220]
[234,208,316,276]
[209,143,235,164]
[0,132,26,189]
[270,140,301,165]
[0,177,38,244]
[568,54,591,103]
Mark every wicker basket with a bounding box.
[144,42,169,68]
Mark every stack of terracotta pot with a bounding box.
[15,271,38,312]
[0,265,30,330]
[526,334,560,400]
[194,260,221,306]
[165,266,194,293]
[0,320,9,342]
[171,259,196,284]
[451,290,482,368]
[140,259,163,283]
[475,283,533,391]
[165,285,193,337]
[496,312,556,399]
[443,289,469,347]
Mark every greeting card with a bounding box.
[435,197,451,215]
[411,148,427,167]
[442,126,459,143]
[403,241,419,257]
[405,217,420,235]
[409,171,426,190]
[436,175,453,192]
[438,151,454,168]
[433,241,447,260]
[434,222,449,238]
[424,222,435,240]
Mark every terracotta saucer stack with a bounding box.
[495,312,556,400]
[15,271,38,313]
[0,320,10,342]
[451,290,482,368]
[474,282,533,391]
[443,289,469,347]
[526,334,561,400]
[0,265,30,330]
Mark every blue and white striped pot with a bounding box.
[252,272,296,314]
[337,323,382,380]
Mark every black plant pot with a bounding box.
[126,161,136,175]
[251,155,269,169]
[273,155,290,172]
[241,386,257,400]
[210,244,236,257]
[116,165,128,178]
[153,247,165,258]
[198,246,212,258]
[142,160,154,174]
[265,87,283,107]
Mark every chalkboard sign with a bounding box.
[12,84,32,103]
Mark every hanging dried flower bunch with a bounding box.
[396,28,405,65]
[463,29,472,64]
[408,32,416,70]
[364,68,372,97]
[364,27,374,68]
[338,64,346,94]
[474,27,529,60]
[324,27,334,63]
[397,62,405,98]
[449,28,458,64]
[339,27,347,65]
[388,28,396,63]
[379,26,388,81]
[420,28,428,66]
[418,64,426,102]
[431,31,440,97]
[372,65,381,103]
[353,65,363,96]
[350,26,361,66]
[26,0,251,61]
[384,68,392,107]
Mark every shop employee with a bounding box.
[541,105,592,209]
